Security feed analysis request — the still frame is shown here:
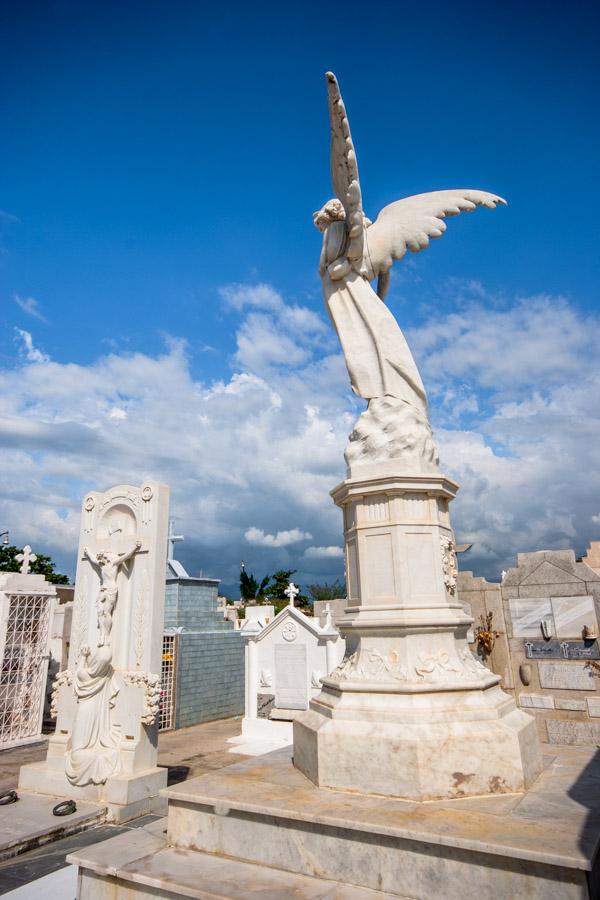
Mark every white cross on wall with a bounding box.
[167,519,184,562]
[284,582,299,608]
[16,545,37,574]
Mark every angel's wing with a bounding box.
[366,189,506,283]
[326,72,364,266]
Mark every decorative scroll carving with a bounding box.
[50,669,73,719]
[440,536,458,595]
[124,671,161,725]
[329,647,408,683]
[415,649,461,682]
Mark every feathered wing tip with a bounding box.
[324,71,364,267]
[366,188,508,279]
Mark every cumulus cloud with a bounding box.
[14,328,49,363]
[1,280,598,591]
[14,295,47,322]
[245,527,313,548]
[304,546,344,559]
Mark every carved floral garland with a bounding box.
[50,669,73,719]
[440,536,458,595]
[124,671,161,725]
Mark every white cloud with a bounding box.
[1,281,598,590]
[245,527,313,548]
[14,295,47,322]
[304,546,344,559]
[219,283,283,312]
[14,328,49,363]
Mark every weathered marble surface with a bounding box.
[557,698,588,711]
[547,720,600,746]
[519,693,555,709]
[552,595,597,639]
[508,598,552,637]
[538,662,596,691]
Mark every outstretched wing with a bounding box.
[326,72,364,266]
[366,189,506,278]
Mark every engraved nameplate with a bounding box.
[275,643,308,710]
[525,640,599,660]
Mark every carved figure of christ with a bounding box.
[83,541,141,646]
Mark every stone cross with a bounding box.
[284,582,299,608]
[15,545,37,574]
[167,519,184,562]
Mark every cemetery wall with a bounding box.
[165,576,244,727]
[458,545,600,746]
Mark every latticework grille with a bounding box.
[159,632,177,731]
[0,594,51,747]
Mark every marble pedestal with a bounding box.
[69,746,600,899]
[294,469,542,800]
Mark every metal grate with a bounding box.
[0,594,51,747]
[159,632,177,731]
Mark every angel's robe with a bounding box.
[323,268,428,413]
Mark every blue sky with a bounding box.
[1,1,599,592]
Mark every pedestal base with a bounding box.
[294,682,542,800]
[69,747,600,899]
[18,760,167,823]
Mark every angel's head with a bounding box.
[313,199,345,232]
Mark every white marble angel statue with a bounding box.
[315,72,505,472]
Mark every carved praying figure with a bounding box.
[316,72,505,471]
[84,542,141,646]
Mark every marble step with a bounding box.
[68,827,398,899]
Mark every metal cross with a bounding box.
[167,519,184,562]
[284,582,299,608]
[15,545,37,574]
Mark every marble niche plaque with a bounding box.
[586,698,600,718]
[538,662,596,691]
[547,720,600,746]
[551,595,597,639]
[275,643,308,710]
[525,640,600,660]
[555,698,587,711]
[509,598,552,638]
[518,693,555,710]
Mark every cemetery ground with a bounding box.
[0,717,252,895]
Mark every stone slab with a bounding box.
[547,720,600,746]
[519,693,555,709]
[552,596,597,639]
[164,747,600,871]
[509,598,552,637]
[538,662,596,691]
[69,829,389,899]
[556,699,587,711]
[0,791,105,862]
[587,698,600,718]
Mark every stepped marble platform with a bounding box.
[69,745,600,899]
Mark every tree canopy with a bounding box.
[0,545,70,584]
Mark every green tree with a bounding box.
[263,569,311,615]
[239,569,270,603]
[307,580,346,604]
[0,545,70,584]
